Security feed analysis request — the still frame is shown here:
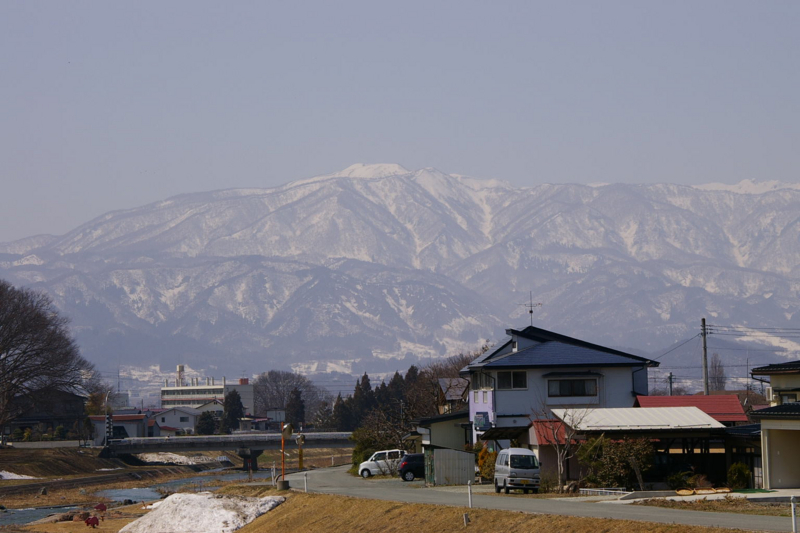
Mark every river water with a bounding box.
[0,467,280,526]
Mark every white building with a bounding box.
[463,325,659,446]
[160,366,254,415]
[156,406,202,434]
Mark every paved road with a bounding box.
[285,466,792,532]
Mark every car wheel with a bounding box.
[402,470,415,482]
[504,481,510,494]
[360,469,371,478]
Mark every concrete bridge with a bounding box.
[104,432,352,470]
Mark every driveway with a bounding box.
[285,466,793,532]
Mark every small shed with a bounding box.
[424,447,475,486]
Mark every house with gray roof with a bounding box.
[462,325,659,446]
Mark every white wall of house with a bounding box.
[761,419,800,489]
[471,366,646,443]
[158,408,199,433]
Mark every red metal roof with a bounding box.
[532,419,568,446]
[635,395,748,422]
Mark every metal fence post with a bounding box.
[304,472,308,493]
[468,480,473,508]
[792,495,797,533]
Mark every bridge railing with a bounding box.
[109,432,353,448]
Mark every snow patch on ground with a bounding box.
[120,492,284,533]
[0,471,37,479]
[136,452,218,465]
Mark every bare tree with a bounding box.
[709,353,727,391]
[532,405,590,492]
[252,370,332,422]
[0,280,94,429]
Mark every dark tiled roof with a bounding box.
[482,342,652,369]
[750,403,800,419]
[752,361,800,375]
[438,378,468,400]
[725,423,761,437]
[414,410,469,426]
[509,326,655,364]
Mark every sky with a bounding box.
[1,1,799,243]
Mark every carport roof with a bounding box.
[551,407,725,431]
[479,425,531,441]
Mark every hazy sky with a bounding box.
[2,1,799,242]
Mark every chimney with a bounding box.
[223,376,226,386]
[164,379,169,387]
[212,377,215,386]
[206,377,210,386]
[239,378,249,385]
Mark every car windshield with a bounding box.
[510,455,538,469]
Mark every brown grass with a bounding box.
[15,503,150,533]
[236,492,751,533]
[15,488,760,533]
[634,496,792,517]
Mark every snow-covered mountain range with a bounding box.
[1,164,799,381]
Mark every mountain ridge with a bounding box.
[1,165,798,382]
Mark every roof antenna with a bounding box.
[519,291,542,327]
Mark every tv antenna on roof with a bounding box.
[519,291,542,327]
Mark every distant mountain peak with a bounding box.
[330,163,410,179]
[693,179,800,194]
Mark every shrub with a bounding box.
[22,428,32,442]
[478,448,497,480]
[54,425,66,440]
[11,428,23,441]
[666,471,691,490]
[727,462,751,490]
[538,472,558,493]
[687,473,712,489]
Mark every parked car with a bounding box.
[359,449,405,478]
[398,453,425,481]
[494,447,540,494]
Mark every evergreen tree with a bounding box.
[332,393,354,431]
[285,387,305,429]
[313,400,334,430]
[195,411,216,435]
[219,390,244,434]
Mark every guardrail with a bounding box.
[106,432,353,455]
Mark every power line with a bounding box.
[652,333,701,361]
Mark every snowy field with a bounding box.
[120,492,284,533]
[0,471,37,480]
[135,452,219,465]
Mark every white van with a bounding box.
[358,449,406,478]
[494,447,540,494]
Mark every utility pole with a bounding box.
[668,372,674,396]
[701,318,709,395]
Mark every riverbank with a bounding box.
[14,489,761,533]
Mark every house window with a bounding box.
[497,371,527,390]
[179,416,189,423]
[780,394,797,404]
[471,372,494,390]
[482,391,488,403]
[474,391,479,403]
[161,417,165,423]
[548,379,597,397]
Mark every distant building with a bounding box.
[160,365,254,414]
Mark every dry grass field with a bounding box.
[634,496,792,517]
[11,487,764,533]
